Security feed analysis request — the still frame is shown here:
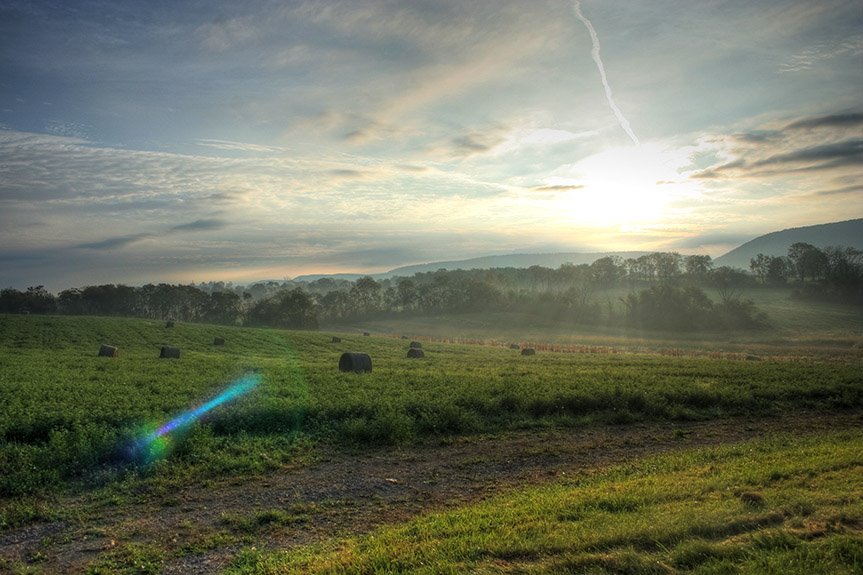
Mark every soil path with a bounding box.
[1,411,859,574]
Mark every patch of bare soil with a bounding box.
[1,411,860,574]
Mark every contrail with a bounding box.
[572,1,640,145]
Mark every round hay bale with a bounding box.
[400,335,409,339]
[98,344,118,358]
[213,337,225,346]
[160,346,181,359]
[745,354,761,361]
[165,320,175,328]
[521,347,536,356]
[363,332,371,337]
[509,343,520,350]
[409,341,422,349]
[339,352,372,373]
[331,336,342,343]
[407,348,425,359]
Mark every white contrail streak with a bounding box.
[572,1,640,145]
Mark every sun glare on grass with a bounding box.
[551,143,699,227]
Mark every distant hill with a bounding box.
[383,252,651,277]
[714,219,863,270]
[291,252,652,283]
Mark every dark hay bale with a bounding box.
[745,354,762,361]
[409,341,422,349]
[521,348,536,356]
[160,346,181,359]
[509,343,520,350]
[363,332,371,337]
[339,352,372,373]
[331,336,342,343]
[401,335,409,339]
[165,320,175,328]
[98,344,118,358]
[407,348,425,359]
[213,337,225,346]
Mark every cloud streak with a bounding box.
[572,0,639,145]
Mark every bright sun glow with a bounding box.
[550,143,699,227]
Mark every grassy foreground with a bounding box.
[227,430,863,575]
[0,314,861,499]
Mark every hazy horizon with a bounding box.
[2,0,862,291]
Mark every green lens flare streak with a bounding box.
[132,372,261,464]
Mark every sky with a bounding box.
[1,0,861,291]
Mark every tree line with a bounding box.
[2,244,860,331]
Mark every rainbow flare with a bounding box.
[130,372,261,464]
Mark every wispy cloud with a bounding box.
[530,184,584,192]
[780,34,863,72]
[76,233,155,251]
[195,139,285,153]
[571,0,639,145]
[169,219,228,233]
[691,111,863,179]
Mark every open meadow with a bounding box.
[0,313,861,574]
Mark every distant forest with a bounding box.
[2,243,861,332]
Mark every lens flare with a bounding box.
[129,372,261,465]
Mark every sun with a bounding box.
[550,143,697,227]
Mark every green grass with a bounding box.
[1,314,861,500]
[226,430,863,574]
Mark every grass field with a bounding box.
[227,430,863,575]
[0,313,861,573]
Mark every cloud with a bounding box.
[195,139,285,153]
[812,184,863,197]
[530,184,584,192]
[328,168,369,179]
[690,111,863,179]
[780,34,863,72]
[169,219,228,233]
[784,112,863,130]
[76,233,155,251]
[751,139,863,170]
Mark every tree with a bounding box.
[247,288,318,329]
[766,256,791,286]
[590,256,624,288]
[787,243,828,284]
[395,278,418,312]
[350,276,382,316]
[750,253,770,284]
[685,255,713,280]
[709,267,750,304]
[622,283,714,331]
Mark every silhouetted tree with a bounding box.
[788,243,828,284]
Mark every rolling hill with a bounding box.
[714,218,863,270]
[290,219,863,283]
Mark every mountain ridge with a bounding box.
[288,219,863,282]
[713,218,863,270]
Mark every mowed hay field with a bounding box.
[1,314,861,574]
